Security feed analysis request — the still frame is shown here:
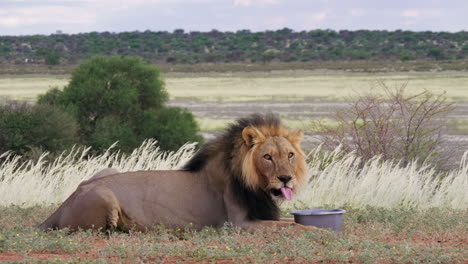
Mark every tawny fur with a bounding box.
[39,114,314,232]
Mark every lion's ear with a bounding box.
[242,126,266,147]
[287,130,304,144]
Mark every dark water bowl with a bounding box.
[291,209,346,232]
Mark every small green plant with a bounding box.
[0,101,78,156]
[400,52,413,61]
[35,48,60,66]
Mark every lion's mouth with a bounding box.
[271,187,293,200]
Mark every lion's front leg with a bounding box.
[223,188,316,232]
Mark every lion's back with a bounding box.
[81,170,228,228]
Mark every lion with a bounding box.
[39,114,313,232]
[80,168,120,184]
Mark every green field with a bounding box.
[1,71,468,102]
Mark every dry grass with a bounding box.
[0,140,466,210]
[1,71,468,102]
[166,71,468,102]
[285,146,468,211]
[0,75,69,101]
[0,141,195,207]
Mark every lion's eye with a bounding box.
[264,154,272,160]
[288,152,294,159]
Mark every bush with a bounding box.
[60,56,167,136]
[90,116,140,153]
[37,87,63,106]
[313,82,454,168]
[36,48,60,65]
[141,107,204,151]
[0,101,78,156]
[400,52,413,61]
[427,48,445,60]
[38,56,202,152]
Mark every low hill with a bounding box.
[1,29,467,67]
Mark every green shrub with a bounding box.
[427,48,445,60]
[37,87,63,106]
[400,53,413,61]
[90,116,140,153]
[60,56,167,137]
[38,56,202,152]
[141,107,204,151]
[0,101,78,155]
[35,48,60,65]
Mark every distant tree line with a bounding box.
[1,29,467,65]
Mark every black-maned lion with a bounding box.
[39,114,314,232]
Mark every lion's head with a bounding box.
[184,114,308,216]
[240,124,307,201]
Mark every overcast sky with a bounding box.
[1,0,467,36]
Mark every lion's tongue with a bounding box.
[280,187,293,200]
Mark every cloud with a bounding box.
[233,0,250,5]
[311,11,328,22]
[349,8,365,17]
[268,16,287,28]
[401,9,420,18]
[400,9,442,18]
[233,0,279,7]
[0,0,465,35]
[0,6,96,27]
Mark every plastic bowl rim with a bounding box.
[291,208,346,216]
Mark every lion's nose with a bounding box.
[278,175,292,184]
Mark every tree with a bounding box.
[261,49,279,63]
[61,56,168,139]
[39,56,202,152]
[314,82,453,168]
[35,48,60,65]
[3,30,468,64]
[427,48,445,60]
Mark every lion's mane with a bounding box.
[183,114,307,221]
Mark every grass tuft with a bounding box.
[1,141,467,210]
[0,140,196,207]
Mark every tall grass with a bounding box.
[286,146,467,210]
[0,140,195,207]
[0,141,466,210]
